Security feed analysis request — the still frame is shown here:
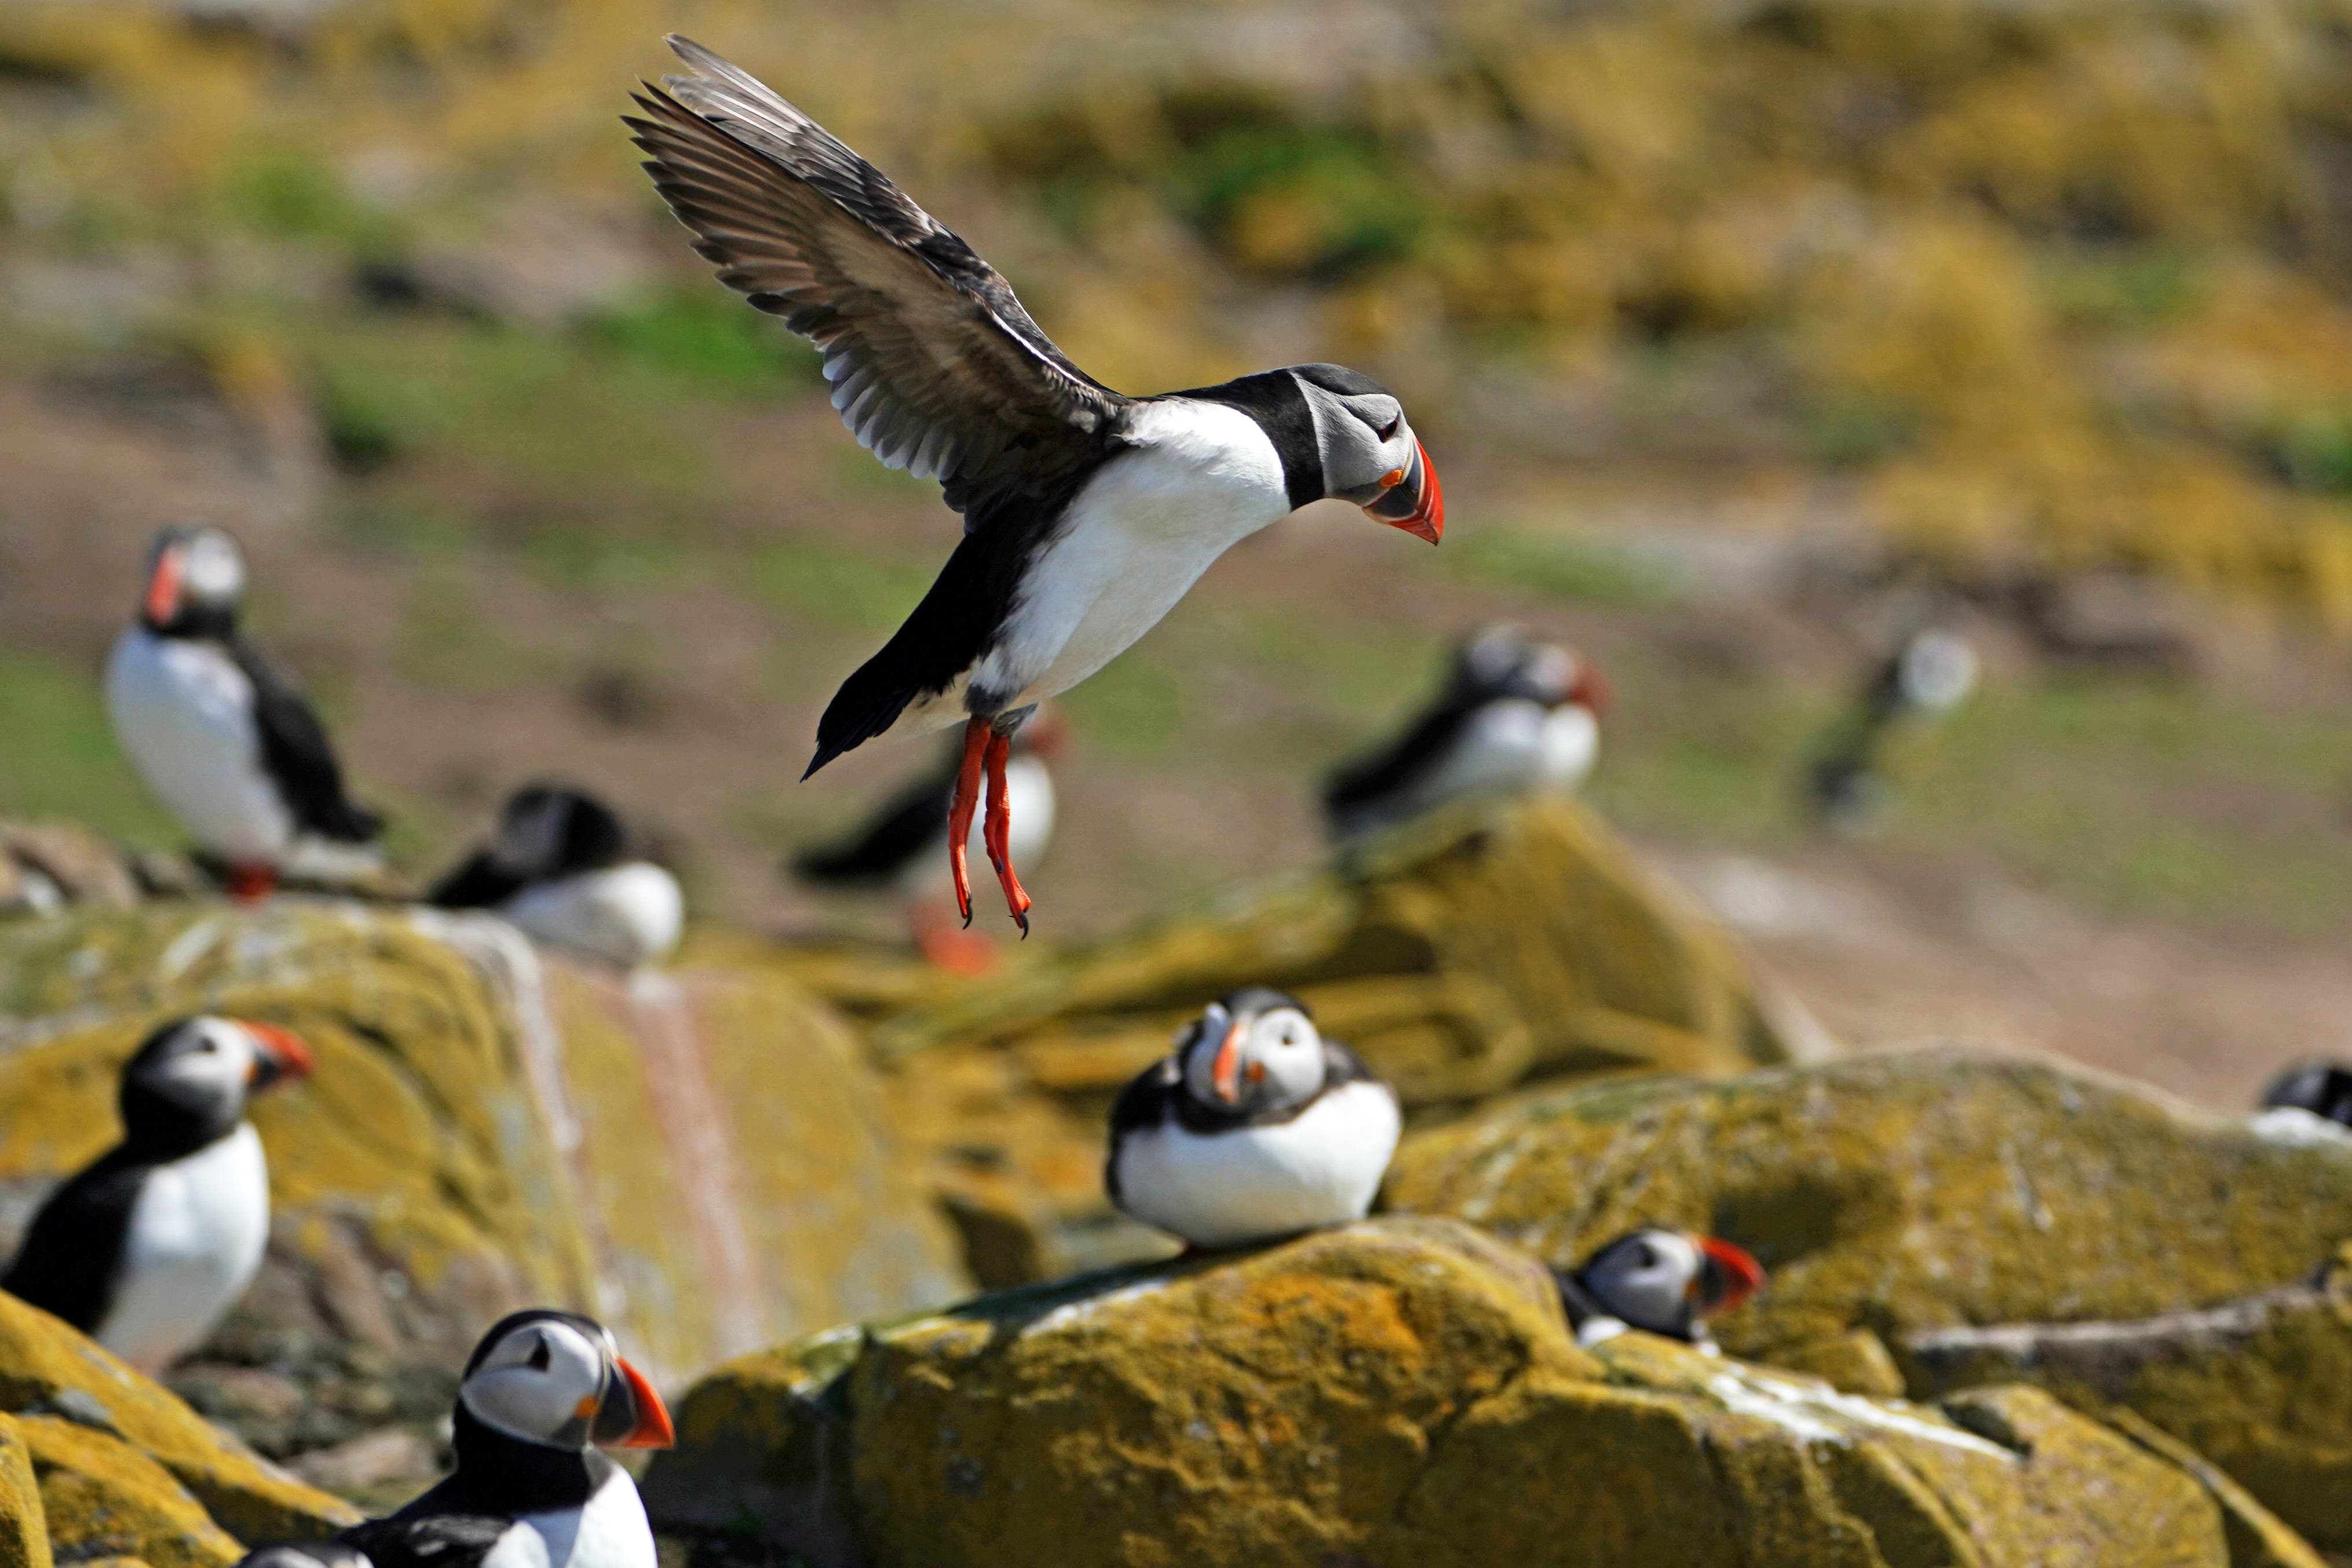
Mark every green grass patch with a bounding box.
[748,538,939,632]
[585,290,824,393]
[1445,527,1681,608]
[1060,650,1189,759]
[0,645,178,846]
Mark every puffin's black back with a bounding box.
[225,638,382,844]
[1322,635,1548,820]
[428,788,628,907]
[339,1403,612,1568]
[793,740,963,885]
[2264,1061,2352,1125]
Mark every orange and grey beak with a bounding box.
[1693,1236,1765,1314]
[590,1354,674,1450]
[1208,1018,1246,1105]
[143,546,183,628]
[235,1021,315,1091]
[1362,440,1444,545]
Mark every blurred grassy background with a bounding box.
[6,0,2352,1054]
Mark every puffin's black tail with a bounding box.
[804,533,1006,777]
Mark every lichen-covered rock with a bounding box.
[0,1290,353,1545]
[17,1414,241,1568]
[0,1416,51,1568]
[0,898,963,1465]
[645,1216,2263,1568]
[787,799,1810,1281]
[1385,1051,2352,1550]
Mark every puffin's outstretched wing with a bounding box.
[627,37,1128,524]
[228,638,382,844]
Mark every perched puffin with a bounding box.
[105,525,382,900]
[2,1015,314,1370]
[429,787,684,971]
[793,710,1064,971]
[1806,627,1979,835]
[628,38,1444,933]
[1324,624,1608,842]
[2260,1061,2352,1128]
[1554,1228,1765,1350]
[338,1310,673,1568]
[236,1544,373,1568]
[1105,989,1401,1251]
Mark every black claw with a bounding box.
[1016,913,1031,938]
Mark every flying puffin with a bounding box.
[627,38,1444,934]
[105,525,382,900]
[1806,627,1979,834]
[1105,988,1401,1251]
[1323,624,1608,842]
[2259,1061,2352,1128]
[338,1310,672,1568]
[1554,1228,1765,1350]
[2,1015,314,1370]
[792,709,1064,971]
[428,787,684,970]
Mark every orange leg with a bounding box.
[910,902,999,976]
[227,864,276,903]
[981,728,1032,936]
[945,717,989,928]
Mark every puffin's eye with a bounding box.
[197,1037,219,1053]
[527,1336,552,1372]
[1634,1244,1657,1267]
[1377,415,1401,441]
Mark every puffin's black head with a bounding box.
[1287,364,1443,545]
[136,525,246,638]
[1572,1228,1764,1340]
[2263,1061,2352,1125]
[492,787,629,881]
[1177,988,1327,1115]
[458,1309,673,1453]
[119,1015,314,1156]
[1454,624,1610,716]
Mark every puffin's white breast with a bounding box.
[484,1467,656,1568]
[1111,1079,1401,1249]
[96,1123,271,1370]
[1536,703,1599,791]
[105,630,293,864]
[500,862,684,970]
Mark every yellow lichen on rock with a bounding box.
[0,1416,50,1568]
[647,1216,2266,1567]
[16,1415,240,1568]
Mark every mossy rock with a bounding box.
[1385,1051,2352,1550]
[0,898,963,1402]
[789,799,1806,1280]
[645,1216,2279,1568]
[0,1416,51,1568]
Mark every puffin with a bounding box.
[1323,624,1608,842]
[337,1310,673,1568]
[2,1015,314,1370]
[792,710,1064,971]
[1806,627,1979,834]
[627,38,1444,933]
[1105,988,1401,1251]
[2260,1061,2352,1128]
[428,787,684,970]
[105,525,382,900]
[1554,1228,1765,1350]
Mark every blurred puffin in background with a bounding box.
[793,708,1066,973]
[1105,988,1400,1251]
[430,787,684,970]
[1806,626,1979,835]
[106,525,383,900]
[1324,624,1608,842]
[2,1014,314,1370]
[1555,1227,1765,1350]
[2259,1061,2352,1130]
[629,36,1443,935]
[337,1310,670,1568]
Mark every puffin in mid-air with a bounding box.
[337,1310,672,1568]
[1806,626,1979,834]
[1554,1227,1765,1350]
[2,1015,313,1370]
[106,525,382,900]
[1323,624,1607,842]
[792,710,1064,971]
[628,38,1444,933]
[1105,988,1401,1251]
[429,787,685,970]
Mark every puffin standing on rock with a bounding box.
[793,711,1063,972]
[429,787,685,970]
[1554,1228,1765,1350]
[2,1015,314,1370]
[1106,989,1401,1250]
[326,1311,672,1568]
[105,525,383,900]
[628,37,1444,933]
[1324,624,1608,842]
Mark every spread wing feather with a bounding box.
[627,36,1126,522]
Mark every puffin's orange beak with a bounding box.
[235,1021,315,1089]
[143,547,182,627]
[1694,1236,1765,1313]
[1363,440,1443,544]
[602,1356,674,1450]
[1571,661,1612,718]
[1209,1019,1246,1105]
